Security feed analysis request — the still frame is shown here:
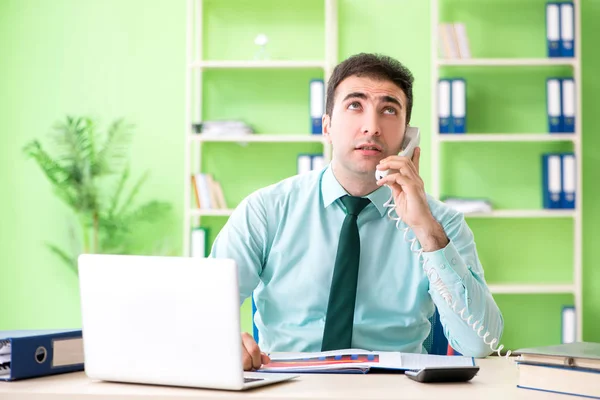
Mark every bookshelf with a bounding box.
[431,0,583,345]
[184,0,338,257]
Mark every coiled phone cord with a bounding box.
[382,189,511,359]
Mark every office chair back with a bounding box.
[251,297,452,355]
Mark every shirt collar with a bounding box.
[320,165,391,217]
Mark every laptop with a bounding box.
[77,254,298,390]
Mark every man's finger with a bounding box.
[241,345,253,371]
[241,333,262,369]
[412,147,421,174]
[261,352,271,365]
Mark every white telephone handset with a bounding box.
[375,126,509,359]
[375,126,420,181]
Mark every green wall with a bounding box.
[1,0,598,351]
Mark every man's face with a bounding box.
[323,75,408,178]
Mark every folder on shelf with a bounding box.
[190,227,207,258]
[561,78,576,133]
[194,173,212,209]
[438,23,460,59]
[546,3,561,58]
[310,79,324,134]
[297,154,312,174]
[561,153,576,209]
[561,305,576,344]
[0,329,83,381]
[546,78,563,133]
[560,3,575,57]
[438,79,451,133]
[453,23,471,59]
[311,155,326,171]
[542,153,562,209]
[451,79,466,134]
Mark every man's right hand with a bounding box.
[241,332,270,371]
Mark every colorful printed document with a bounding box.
[259,349,475,374]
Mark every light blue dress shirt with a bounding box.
[209,166,503,357]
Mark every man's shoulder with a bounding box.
[246,169,323,206]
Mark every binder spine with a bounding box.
[546,3,561,58]
[560,3,575,57]
[4,331,83,381]
[542,154,562,209]
[546,78,563,133]
[561,78,576,133]
[451,79,466,134]
[438,79,451,134]
[310,79,324,134]
[561,153,576,209]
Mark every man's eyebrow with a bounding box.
[380,95,403,109]
[342,92,368,102]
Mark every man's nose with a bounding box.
[360,112,381,136]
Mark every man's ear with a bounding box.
[322,114,332,144]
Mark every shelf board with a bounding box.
[437,58,577,67]
[190,60,326,69]
[463,210,576,218]
[190,209,233,217]
[488,283,575,294]
[438,133,577,142]
[189,134,326,143]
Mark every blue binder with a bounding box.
[546,3,561,57]
[0,329,83,381]
[560,3,575,57]
[438,79,452,134]
[309,79,324,134]
[542,153,562,209]
[546,78,563,133]
[451,79,466,134]
[560,153,576,209]
[561,78,576,133]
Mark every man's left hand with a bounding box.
[376,147,449,252]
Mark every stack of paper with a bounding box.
[258,349,474,374]
[193,120,254,136]
[442,197,493,214]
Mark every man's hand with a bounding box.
[241,333,270,371]
[376,147,449,252]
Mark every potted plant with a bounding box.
[23,116,174,271]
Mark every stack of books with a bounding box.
[438,22,471,59]
[516,342,600,398]
[191,173,227,209]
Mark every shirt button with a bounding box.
[451,258,457,265]
[440,263,446,270]
[467,297,472,305]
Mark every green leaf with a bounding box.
[46,243,77,272]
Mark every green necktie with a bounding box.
[321,195,371,351]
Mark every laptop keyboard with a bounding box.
[244,377,265,383]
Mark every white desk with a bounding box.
[0,358,563,400]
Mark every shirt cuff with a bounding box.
[423,240,470,286]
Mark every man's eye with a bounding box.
[383,107,397,115]
[348,102,361,110]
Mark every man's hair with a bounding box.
[325,53,414,123]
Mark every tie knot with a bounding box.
[341,195,370,216]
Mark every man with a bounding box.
[210,53,503,371]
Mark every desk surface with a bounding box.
[0,358,564,400]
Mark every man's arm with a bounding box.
[209,193,268,304]
[421,213,504,358]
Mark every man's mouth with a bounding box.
[355,143,383,154]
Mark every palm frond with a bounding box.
[46,243,77,272]
[116,171,149,216]
[94,118,132,176]
[108,165,131,218]
[23,140,79,208]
